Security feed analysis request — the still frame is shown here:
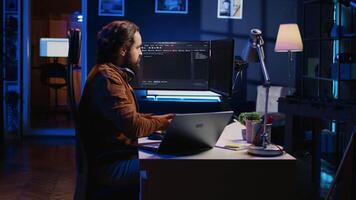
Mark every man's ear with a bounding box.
[119,47,127,57]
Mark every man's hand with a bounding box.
[152,113,175,122]
[152,113,175,130]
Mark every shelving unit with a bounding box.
[295,1,356,199]
[2,0,21,137]
[301,1,355,100]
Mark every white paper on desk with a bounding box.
[216,122,245,147]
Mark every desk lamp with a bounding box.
[241,29,283,156]
[274,24,303,95]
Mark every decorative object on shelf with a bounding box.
[242,29,284,156]
[324,20,335,37]
[330,23,340,38]
[274,23,303,96]
[331,52,355,80]
[98,0,125,17]
[155,0,188,14]
[217,0,243,19]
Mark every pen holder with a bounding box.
[245,119,260,143]
[252,123,272,146]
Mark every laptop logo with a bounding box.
[195,123,204,128]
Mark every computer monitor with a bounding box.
[39,38,69,57]
[134,41,210,90]
[209,39,234,97]
[132,39,234,96]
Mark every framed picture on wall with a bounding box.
[155,0,188,14]
[217,0,243,19]
[98,0,125,16]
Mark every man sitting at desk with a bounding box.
[78,20,175,199]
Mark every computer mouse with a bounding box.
[148,132,164,140]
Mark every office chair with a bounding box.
[40,62,68,113]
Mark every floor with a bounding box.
[0,135,336,200]
[31,106,74,129]
[0,138,76,200]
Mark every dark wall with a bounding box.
[87,0,202,71]
[0,0,4,153]
[87,0,299,101]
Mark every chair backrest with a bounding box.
[255,85,290,113]
[40,63,67,86]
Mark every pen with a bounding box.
[215,146,240,151]
[214,145,238,151]
[215,145,248,151]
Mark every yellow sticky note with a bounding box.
[225,143,242,148]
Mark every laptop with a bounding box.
[139,111,234,155]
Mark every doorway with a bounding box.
[27,0,83,133]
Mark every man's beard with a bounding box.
[123,55,141,74]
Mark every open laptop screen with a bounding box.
[141,111,234,155]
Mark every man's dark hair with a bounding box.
[96,20,139,65]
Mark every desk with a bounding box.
[139,122,296,200]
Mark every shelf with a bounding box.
[304,35,356,41]
[302,76,334,81]
[304,0,356,9]
[303,0,334,5]
[302,76,356,82]
[338,79,356,82]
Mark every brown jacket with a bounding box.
[78,63,166,161]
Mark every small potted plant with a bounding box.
[237,112,261,143]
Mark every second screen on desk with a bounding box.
[132,39,234,96]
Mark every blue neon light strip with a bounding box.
[332,3,339,132]
[332,3,339,99]
[81,0,88,93]
[23,0,30,131]
[146,95,221,102]
[145,90,221,102]
[147,90,220,96]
